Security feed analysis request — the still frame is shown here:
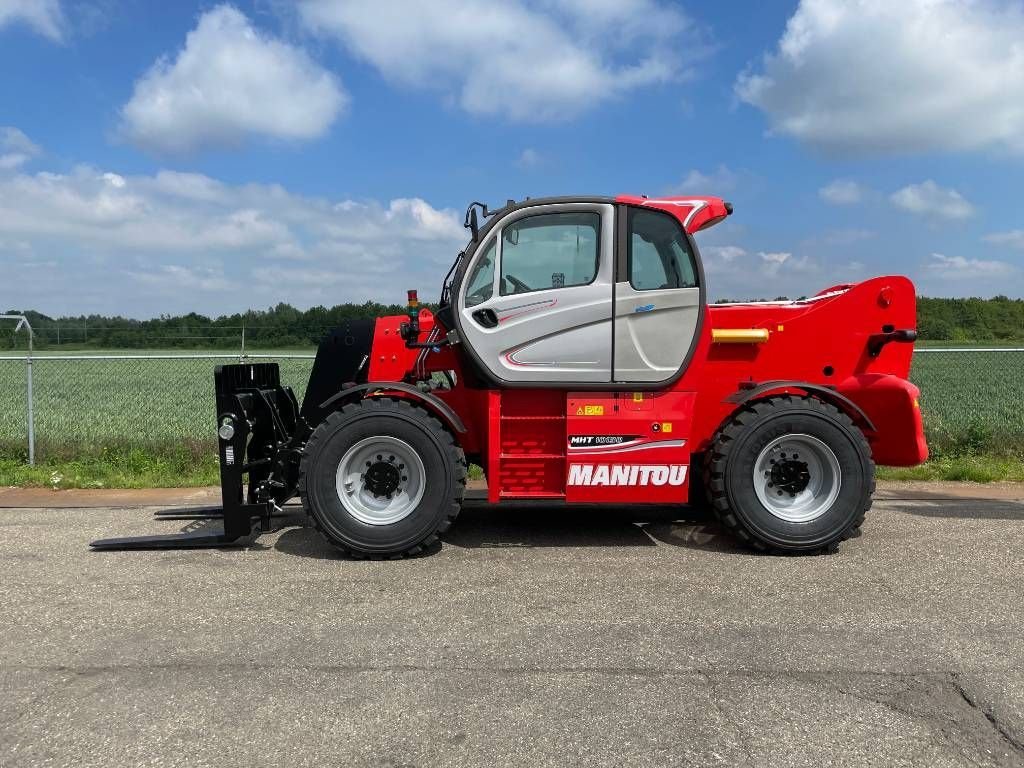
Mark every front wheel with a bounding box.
[299,398,466,558]
[704,395,874,554]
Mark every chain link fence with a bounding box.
[0,349,1022,462]
[0,354,315,462]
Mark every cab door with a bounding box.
[458,202,615,383]
[613,206,702,382]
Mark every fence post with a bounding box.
[25,352,34,465]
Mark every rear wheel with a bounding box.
[703,395,873,554]
[299,398,466,558]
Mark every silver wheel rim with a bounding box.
[335,436,425,526]
[753,433,842,523]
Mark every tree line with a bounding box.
[3,296,1023,350]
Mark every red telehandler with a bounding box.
[91,195,928,556]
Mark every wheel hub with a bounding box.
[753,434,842,523]
[769,456,811,495]
[364,460,401,498]
[335,436,425,526]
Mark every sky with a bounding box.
[1,0,1023,319]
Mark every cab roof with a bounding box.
[615,195,733,234]
[475,195,732,236]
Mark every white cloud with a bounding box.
[926,253,1018,279]
[704,245,746,262]
[701,245,747,274]
[0,127,41,155]
[676,165,736,193]
[819,180,863,205]
[517,148,543,169]
[891,181,974,220]
[696,243,830,299]
[0,154,28,170]
[757,251,818,278]
[0,126,41,170]
[125,264,233,293]
[120,4,346,153]
[0,163,467,316]
[984,230,1024,250]
[700,236,1020,302]
[297,0,704,121]
[758,251,792,275]
[0,0,64,40]
[736,0,1024,154]
[918,252,1022,297]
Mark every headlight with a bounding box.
[218,418,235,441]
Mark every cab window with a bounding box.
[500,212,600,295]
[464,238,496,307]
[628,208,698,290]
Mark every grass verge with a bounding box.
[876,454,1024,482]
[0,445,220,489]
[1,450,1020,489]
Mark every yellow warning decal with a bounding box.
[633,392,644,403]
[576,405,605,416]
[662,422,673,433]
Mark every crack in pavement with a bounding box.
[950,672,1024,760]
[699,670,757,768]
[5,664,1024,766]
[5,665,1022,754]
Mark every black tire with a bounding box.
[703,395,874,554]
[298,397,466,558]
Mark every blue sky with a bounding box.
[1,0,1023,318]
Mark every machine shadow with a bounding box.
[886,498,1024,520]
[272,494,747,560]
[442,499,741,552]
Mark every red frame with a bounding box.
[363,196,928,504]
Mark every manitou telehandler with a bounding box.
[92,195,928,556]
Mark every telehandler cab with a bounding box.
[91,195,928,556]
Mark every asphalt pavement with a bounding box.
[1,488,1023,767]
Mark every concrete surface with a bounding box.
[1,491,1023,767]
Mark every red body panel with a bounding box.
[563,391,695,504]
[689,276,926,467]
[615,194,733,234]
[359,198,928,504]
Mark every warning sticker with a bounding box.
[575,404,605,416]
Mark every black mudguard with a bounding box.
[300,318,376,426]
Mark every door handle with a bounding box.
[472,308,499,328]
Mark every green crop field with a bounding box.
[910,350,1024,455]
[0,349,1021,485]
